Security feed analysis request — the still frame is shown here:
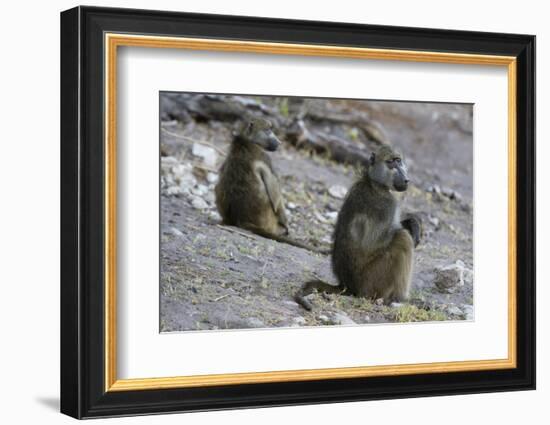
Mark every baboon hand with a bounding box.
[401,214,422,247]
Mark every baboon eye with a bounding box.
[395,158,402,164]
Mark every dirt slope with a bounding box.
[160,96,474,332]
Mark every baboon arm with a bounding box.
[257,164,286,222]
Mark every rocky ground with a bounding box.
[159,94,474,332]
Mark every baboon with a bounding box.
[295,144,422,309]
[215,118,323,252]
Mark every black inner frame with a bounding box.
[60,6,535,419]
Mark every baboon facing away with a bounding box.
[215,118,323,252]
[296,144,422,309]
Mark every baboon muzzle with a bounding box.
[266,135,281,151]
[394,167,409,191]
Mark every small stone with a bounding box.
[428,184,441,194]
[428,215,440,229]
[325,211,338,224]
[446,305,463,316]
[462,305,474,320]
[160,156,178,168]
[172,163,197,188]
[160,156,179,181]
[433,260,467,293]
[292,316,306,326]
[287,202,297,210]
[162,120,178,128]
[191,184,209,197]
[192,143,218,167]
[432,192,445,203]
[375,298,384,306]
[441,187,454,197]
[191,197,209,210]
[170,227,184,237]
[441,187,463,202]
[246,317,265,328]
[390,302,404,308]
[331,312,356,325]
[296,294,315,311]
[463,268,474,285]
[206,172,219,184]
[318,314,330,324]
[348,127,359,140]
[460,202,472,213]
[165,186,182,196]
[208,211,221,222]
[328,185,347,199]
[325,202,338,212]
[313,211,330,224]
[203,191,215,204]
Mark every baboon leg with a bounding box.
[364,229,413,302]
[387,229,414,302]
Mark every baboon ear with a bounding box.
[369,153,376,165]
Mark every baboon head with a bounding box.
[368,144,409,192]
[240,118,281,151]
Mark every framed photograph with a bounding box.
[60,6,535,419]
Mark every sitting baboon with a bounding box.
[295,144,422,309]
[215,117,323,252]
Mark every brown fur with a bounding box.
[296,144,421,307]
[215,118,324,253]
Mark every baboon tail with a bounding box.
[242,224,329,255]
[294,280,346,311]
[270,234,330,255]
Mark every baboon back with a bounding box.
[215,149,277,230]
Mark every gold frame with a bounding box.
[104,33,517,392]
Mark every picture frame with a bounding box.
[60,5,535,419]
